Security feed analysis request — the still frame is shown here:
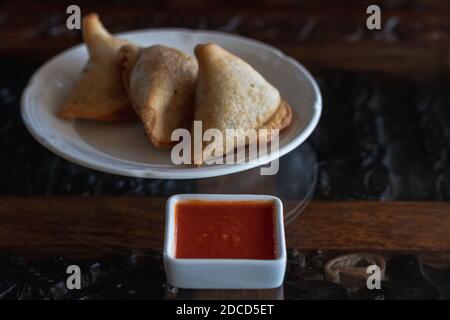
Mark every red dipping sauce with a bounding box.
[174,200,276,259]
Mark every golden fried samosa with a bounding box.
[193,43,292,163]
[120,44,198,148]
[59,13,135,121]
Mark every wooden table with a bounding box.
[1,197,449,299]
[1,197,449,258]
[1,0,450,77]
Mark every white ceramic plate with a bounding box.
[21,29,321,179]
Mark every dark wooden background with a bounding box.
[2,0,450,76]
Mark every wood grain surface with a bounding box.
[1,197,449,258]
[1,0,450,76]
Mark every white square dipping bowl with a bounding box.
[163,194,287,289]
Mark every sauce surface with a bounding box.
[175,200,276,259]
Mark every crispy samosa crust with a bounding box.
[193,43,291,163]
[59,13,135,121]
[262,100,293,132]
[120,44,198,148]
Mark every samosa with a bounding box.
[120,44,198,148]
[193,43,292,163]
[59,13,135,121]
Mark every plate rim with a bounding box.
[21,28,322,179]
